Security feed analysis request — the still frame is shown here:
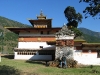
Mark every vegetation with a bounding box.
[78,28,100,43]
[64,6,100,41]
[64,6,83,25]
[64,6,83,37]
[79,28,100,38]
[0,16,30,27]
[82,33,100,43]
[79,0,100,18]
[0,56,100,75]
[71,27,83,38]
[0,16,30,54]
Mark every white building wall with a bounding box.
[56,35,74,40]
[18,42,52,48]
[73,50,100,65]
[14,32,55,60]
[14,41,54,60]
[14,52,52,60]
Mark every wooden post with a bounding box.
[0,52,1,62]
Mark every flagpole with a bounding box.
[1,32,3,54]
[0,32,3,54]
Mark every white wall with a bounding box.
[18,42,52,48]
[56,35,74,40]
[14,52,52,60]
[73,50,100,65]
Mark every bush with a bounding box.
[49,60,59,67]
[67,59,78,68]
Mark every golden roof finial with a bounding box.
[40,9,43,16]
[37,10,46,19]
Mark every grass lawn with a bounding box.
[0,55,100,75]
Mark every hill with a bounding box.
[78,28,100,43]
[0,16,30,27]
[0,16,31,54]
[79,28,100,38]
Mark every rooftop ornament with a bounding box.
[40,10,44,16]
[37,10,46,19]
[56,24,74,38]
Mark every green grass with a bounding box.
[0,55,100,75]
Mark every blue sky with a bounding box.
[0,0,100,32]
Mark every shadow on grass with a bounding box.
[26,60,47,66]
[1,55,14,59]
[0,65,39,75]
[0,65,21,75]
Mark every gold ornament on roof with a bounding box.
[37,10,46,19]
[40,10,43,16]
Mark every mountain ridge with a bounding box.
[78,27,100,38]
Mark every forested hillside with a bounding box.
[79,28,100,38]
[0,16,30,27]
[0,16,30,54]
[78,28,100,43]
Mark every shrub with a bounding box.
[67,59,78,68]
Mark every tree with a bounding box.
[79,0,100,18]
[64,6,83,27]
[64,6,83,37]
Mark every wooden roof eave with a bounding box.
[14,47,55,51]
[82,43,100,46]
[74,40,86,43]
[74,44,82,46]
[14,31,20,34]
[28,19,52,25]
[82,47,100,50]
[6,27,61,33]
[29,19,52,21]
[46,41,56,45]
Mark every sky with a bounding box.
[0,0,100,32]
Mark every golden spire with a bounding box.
[40,10,43,16]
[37,10,46,19]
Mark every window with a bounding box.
[36,51,39,55]
[38,50,53,55]
[41,31,43,34]
[56,31,58,32]
[34,25,37,28]
[17,50,36,55]
[47,31,50,34]
[88,50,91,53]
[97,50,100,58]
[40,46,43,48]
[45,25,47,28]
[37,25,40,28]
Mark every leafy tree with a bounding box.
[64,6,83,37]
[71,27,83,38]
[79,0,100,18]
[64,6,83,27]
